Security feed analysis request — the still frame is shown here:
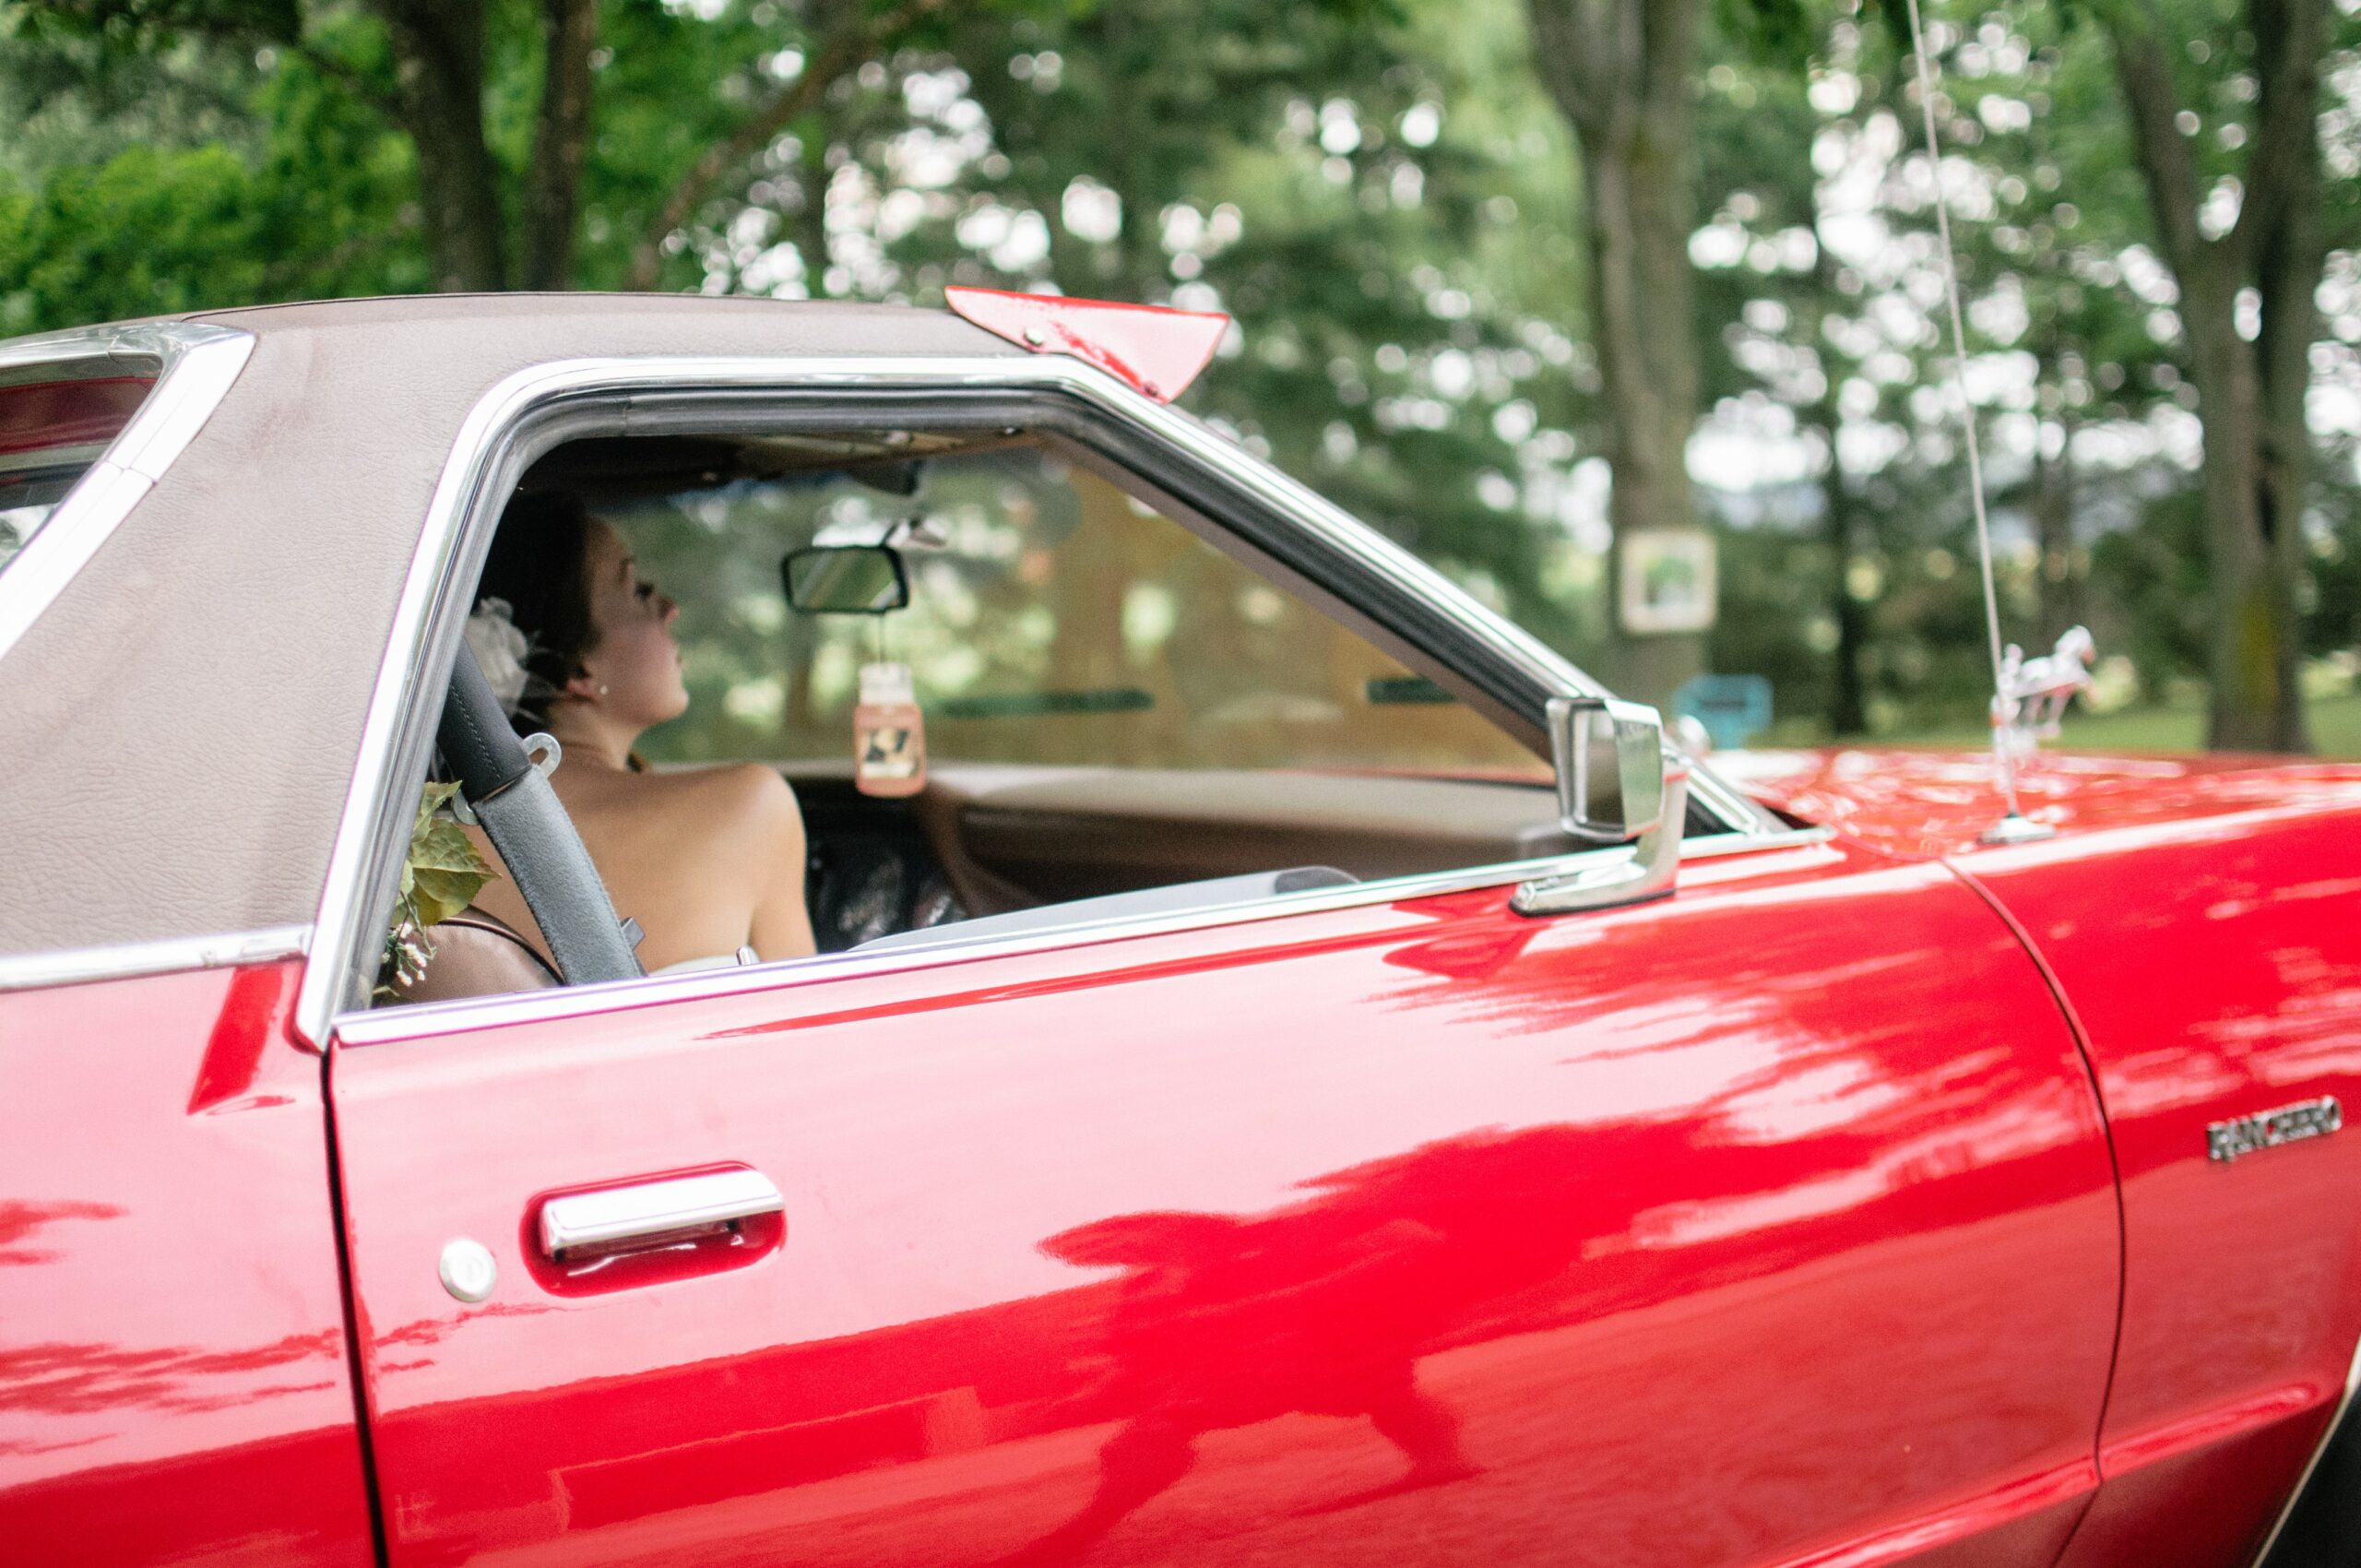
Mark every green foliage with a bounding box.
[5,0,2359,748]
[2088,489,2210,685]
[402,780,497,927]
[379,779,497,995]
[0,0,421,328]
[1708,524,1836,723]
[0,145,266,331]
[2309,486,2361,659]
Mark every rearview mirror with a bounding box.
[783,546,909,614]
[1548,695,1667,843]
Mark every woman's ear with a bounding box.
[560,669,604,704]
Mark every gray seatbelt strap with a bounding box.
[439,645,643,985]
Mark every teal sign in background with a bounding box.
[1675,674,1774,750]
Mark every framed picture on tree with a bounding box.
[1619,529,1717,636]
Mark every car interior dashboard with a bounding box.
[789,759,1714,956]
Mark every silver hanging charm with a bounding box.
[1992,626,2096,764]
[1980,626,2097,845]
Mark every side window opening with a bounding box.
[382,423,1575,1007]
[613,437,1543,779]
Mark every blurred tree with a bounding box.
[1886,1,2186,693]
[622,0,957,289]
[1525,0,1712,707]
[1691,0,2038,737]
[673,0,1603,653]
[0,6,424,325]
[1692,1,1899,735]
[3,0,967,294]
[2089,0,2347,749]
[6,0,2357,759]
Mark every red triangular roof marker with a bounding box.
[944,287,1229,403]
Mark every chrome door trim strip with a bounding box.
[297,350,1786,1046]
[0,923,311,995]
[2249,1330,2361,1566]
[330,826,1833,1047]
[0,322,257,668]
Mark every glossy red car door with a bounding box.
[328,839,2120,1568]
[0,961,376,1566]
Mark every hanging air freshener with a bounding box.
[854,660,926,798]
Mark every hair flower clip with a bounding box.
[464,597,540,720]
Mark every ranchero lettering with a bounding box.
[2207,1097,2344,1164]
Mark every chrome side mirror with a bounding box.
[1515,695,1686,918]
[1548,695,1667,843]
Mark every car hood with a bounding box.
[1709,746,2361,860]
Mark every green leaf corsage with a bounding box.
[378,780,500,997]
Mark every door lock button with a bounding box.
[439,1238,498,1303]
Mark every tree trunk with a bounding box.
[1804,229,1870,737]
[2032,410,2081,647]
[2184,299,2304,749]
[372,0,507,291]
[1583,135,1708,708]
[2108,0,2323,752]
[2248,0,2325,753]
[523,0,599,291]
[793,129,833,296]
[1804,388,1870,737]
[1529,0,1708,711]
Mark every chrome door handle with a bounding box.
[539,1169,783,1259]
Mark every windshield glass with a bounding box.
[0,372,155,575]
[610,438,1545,778]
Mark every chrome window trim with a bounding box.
[296,350,1786,1047]
[332,826,1834,1047]
[0,322,257,668]
[0,923,311,995]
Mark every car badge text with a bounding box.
[2207,1096,2343,1165]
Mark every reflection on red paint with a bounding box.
[333,842,2119,1567]
[1959,785,2361,1568]
[0,961,374,1565]
[1721,745,2361,861]
[1721,742,2361,1565]
[187,960,297,1114]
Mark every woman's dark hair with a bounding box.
[477,490,600,732]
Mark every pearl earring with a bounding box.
[597,683,611,698]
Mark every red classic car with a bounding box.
[2,293,2357,1568]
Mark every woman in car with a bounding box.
[460,490,817,970]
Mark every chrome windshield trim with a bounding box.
[330,826,1832,1046]
[1682,756,1785,836]
[0,322,256,668]
[0,923,311,995]
[298,350,1786,1046]
[2250,1329,2361,1566]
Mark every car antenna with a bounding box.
[1899,0,2093,845]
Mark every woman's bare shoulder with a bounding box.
[634,763,801,837]
[658,760,794,801]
